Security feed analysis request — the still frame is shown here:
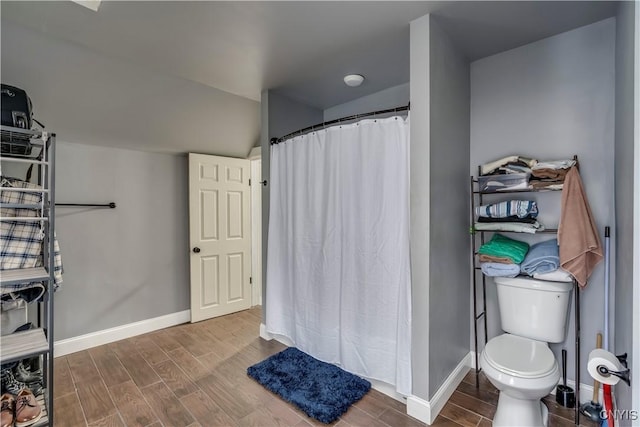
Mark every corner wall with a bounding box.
[427,17,471,399]
[409,14,432,401]
[55,142,189,340]
[409,13,472,405]
[613,1,636,415]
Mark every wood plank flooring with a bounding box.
[53,308,588,426]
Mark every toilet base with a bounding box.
[492,393,549,427]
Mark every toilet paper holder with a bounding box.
[596,353,631,386]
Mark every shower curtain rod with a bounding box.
[271,103,410,144]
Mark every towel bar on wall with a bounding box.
[55,202,116,208]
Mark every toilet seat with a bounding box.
[484,334,556,379]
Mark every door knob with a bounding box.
[193,247,201,253]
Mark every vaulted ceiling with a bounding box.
[0,1,619,155]
[2,1,618,108]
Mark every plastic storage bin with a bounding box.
[478,172,530,193]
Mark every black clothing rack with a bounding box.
[271,103,410,144]
[56,202,116,208]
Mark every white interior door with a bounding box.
[189,153,251,322]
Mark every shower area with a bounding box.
[261,95,413,396]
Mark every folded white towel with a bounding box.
[532,269,573,283]
[474,221,544,234]
[532,160,576,170]
[480,155,519,175]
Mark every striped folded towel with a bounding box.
[475,200,538,219]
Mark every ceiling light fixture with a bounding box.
[343,74,365,87]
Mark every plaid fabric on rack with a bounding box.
[1,177,63,294]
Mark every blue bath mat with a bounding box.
[247,347,371,424]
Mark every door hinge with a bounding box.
[250,276,253,285]
[249,179,251,186]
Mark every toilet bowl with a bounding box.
[480,276,573,426]
[480,334,560,427]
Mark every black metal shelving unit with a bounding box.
[1,125,56,426]
[469,157,581,425]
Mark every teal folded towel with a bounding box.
[478,234,530,264]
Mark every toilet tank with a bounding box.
[494,276,573,343]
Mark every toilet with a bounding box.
[480,276,573,427]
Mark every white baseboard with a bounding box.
[469,350,478,369]
[261,324,296,347]
[407,353,471,425]
[470,351,603,405]
[259,323,273,341]
[54,310,191,357]
[369,379,407,404]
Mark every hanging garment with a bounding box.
[1,177,63,297]
[266,115,411,395]
[558,167,603,287]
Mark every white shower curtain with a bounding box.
[266,115,412,395]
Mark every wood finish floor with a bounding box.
[53,308,587,427]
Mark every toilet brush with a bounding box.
[580,332,603,422]
[556,349,575,408]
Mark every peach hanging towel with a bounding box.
[558,166,603,287]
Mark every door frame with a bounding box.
[249,146,262,307]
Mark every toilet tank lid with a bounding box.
[494,276,573,292]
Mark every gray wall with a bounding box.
[410,12,472,402]
[410,13,432,400]
[260,91,323,322]
[323,83,410,122]
[427,17,471,398]
[1,19,261,341]
[267,91,324,141]
[1,20,260,157]
[613,1,636,416]
[54,142,189,340]
[470,18,616,386]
